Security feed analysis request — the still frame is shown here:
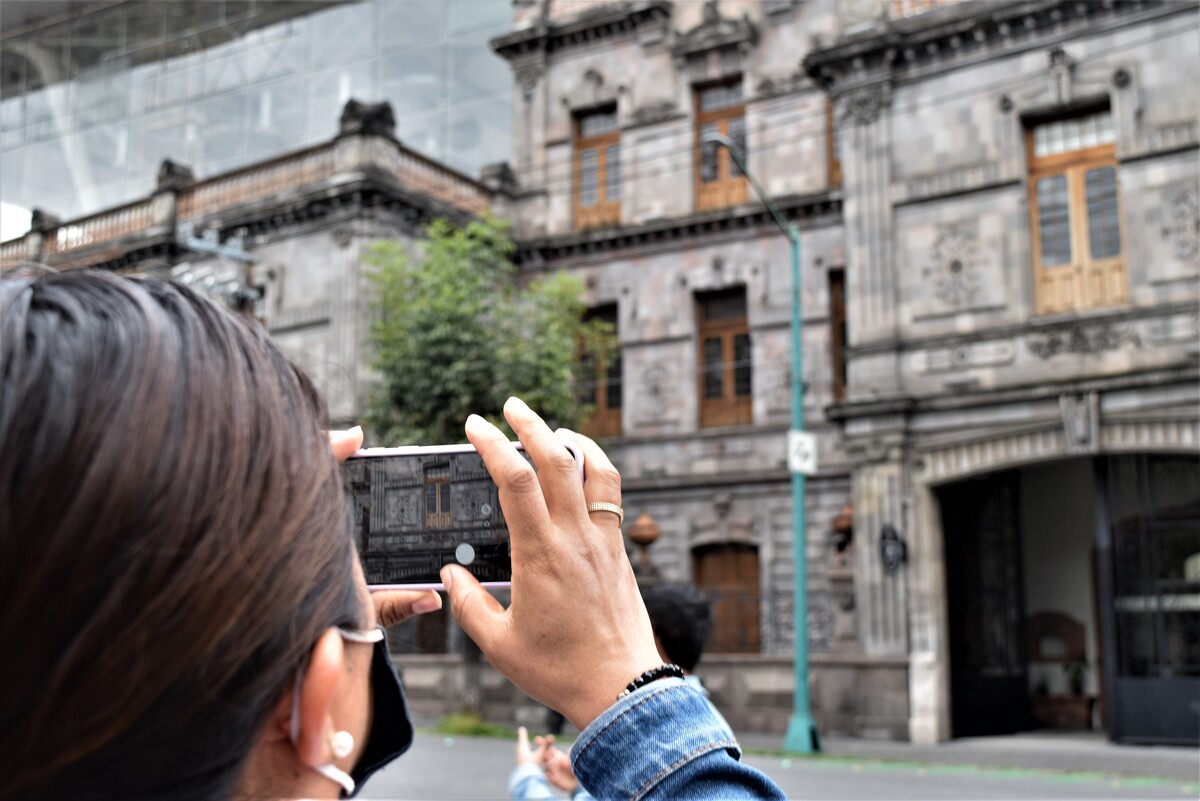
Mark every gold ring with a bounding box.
[586,502,624,526]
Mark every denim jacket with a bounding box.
[568,677,785,801]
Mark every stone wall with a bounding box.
[393,651,909,737]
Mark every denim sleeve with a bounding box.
[569,677,786,801]
[508,764,558,801]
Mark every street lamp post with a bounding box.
[704,133,820,754]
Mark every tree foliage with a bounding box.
[365,216,612,445]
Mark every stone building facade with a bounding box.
[491,0,879,737]
[491,0,1199,744]
[803,0,1199,744]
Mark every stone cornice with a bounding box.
[514,191,842,268]
[829,364,1199,423]
[845,299,1199,357]
[490,1,671,61]
[13,173,472,275]
[671,4,757,62]
[803,0,1182,93]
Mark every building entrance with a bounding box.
[937,455,1199,744]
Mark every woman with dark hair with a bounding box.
[0,270,784,800]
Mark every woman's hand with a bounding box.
[329,427,442,625]
[439,397,661,731]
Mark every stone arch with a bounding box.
[904,415,1200,743]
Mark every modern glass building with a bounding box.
[0,0,512,225]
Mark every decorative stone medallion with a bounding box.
[924,224,983,309]
[1162,182,1200,268]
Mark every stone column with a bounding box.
[837,82,902,399]
[906,477,951,743]
[851,457,909,657]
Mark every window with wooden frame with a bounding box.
[1027,107,1126,315]
[573,106,621,230]
[829,268,848,402]
[695,79,748,212]
[579,304,622,439]
[423,463,451,528]
[697,287,752,428]
[827,98,842,187]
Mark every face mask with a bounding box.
[290,625,415,798]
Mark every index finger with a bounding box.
[464,413,551,551]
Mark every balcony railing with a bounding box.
[0,238,28,270]
[178,144,337,221]
[45,199,155,256]
[1,130,494,269]
[394,147,492,215]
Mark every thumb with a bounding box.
[440,565,505,653]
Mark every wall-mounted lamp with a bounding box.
[879,524,907,575]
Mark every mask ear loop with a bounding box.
[290,666,360,797]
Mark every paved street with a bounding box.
[361,732,1197,800]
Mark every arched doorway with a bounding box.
[935,453,1199,743]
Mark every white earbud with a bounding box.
[330,730,355,760]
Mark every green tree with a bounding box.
[365,216,611,445]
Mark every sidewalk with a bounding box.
[736,730,1200,781]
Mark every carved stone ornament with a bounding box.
[338,99,396,139]
[672,0,758,62]
[807,590,834,654]
[1059,392,1100,453]
[639,363,671,420]
[923,224,983,308]
[156,158,195,191]
[755,70,808,99]
[839,84,889,126]
[1027,323,1142,359]
[630,101,680,126]
[1162,182,1200,267]
[516,64,543,101]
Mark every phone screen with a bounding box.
[343,444,577,588]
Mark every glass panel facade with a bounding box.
[0,0,512,222]
[1036,175,1072,267]
[1086,166,1121,259]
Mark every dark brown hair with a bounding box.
[0,271,362,800]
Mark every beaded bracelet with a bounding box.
[616,663,685,700]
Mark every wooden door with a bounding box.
[694,543,760,653]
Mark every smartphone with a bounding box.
[343,442,584,590]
